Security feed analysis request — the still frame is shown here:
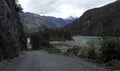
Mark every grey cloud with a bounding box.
[22,0,57,14]
[19,0,116,18]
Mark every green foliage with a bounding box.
[87,47,97,59]
[31,33,41,49]
[100,37,120,62]
[87,40,99,59]
[46,47,61,53]
[30,32,51,50]
[67,46,81,56]
[0,34,20,60]
[107,60,120,70]
[39,28,72,41]
[0,0,24,61]
[30,27,72,50]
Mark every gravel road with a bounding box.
[1,50,108,71]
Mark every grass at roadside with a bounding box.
[46,47,61,54]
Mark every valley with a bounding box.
[0,0,120,71]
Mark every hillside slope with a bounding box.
[20,12,77,33]
[65,1,120,36]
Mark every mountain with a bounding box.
[0,0,24,59]
[65,1,120,36]
[20,12,77,33]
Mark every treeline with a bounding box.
[30,28,72,50]
[40,28,72,41]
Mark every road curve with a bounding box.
[1,50,108,71]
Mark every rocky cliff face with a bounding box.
[0,0,24,60]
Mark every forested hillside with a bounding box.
[20,12,77,33]
[65,1,120,36]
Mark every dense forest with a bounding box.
[30,27,72,50]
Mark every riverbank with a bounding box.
[50,41,88,53]
[50,40,120,71]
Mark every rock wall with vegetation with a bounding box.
[0,0,25,60]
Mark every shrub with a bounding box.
[0,34,20,60]
[46,47,61,53]
[31,33,42,50]
[87,47,98,59]
[30,33,51,50]
[105,60,120,70]
[100,37,120,62]
[67,46,81,56]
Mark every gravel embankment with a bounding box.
[50,41,88,52]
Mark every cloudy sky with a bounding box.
[19,0,116,19]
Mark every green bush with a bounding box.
[0,34,20,60]
[30,32,51,50]
[31,33,42,50]
[100,37,120,62]
[87,47,98,59]
[46,47,61,53]
[105,60,120,70]
[67,46,81,56]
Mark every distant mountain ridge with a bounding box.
[65,1,120,36]
[20,12,77,33]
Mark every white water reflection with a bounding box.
[72,36,102,48]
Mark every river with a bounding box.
[72,36,120,48]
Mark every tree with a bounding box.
[30,32,51,50]
[31,33,42,50]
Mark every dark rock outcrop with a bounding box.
[0,0,24,60]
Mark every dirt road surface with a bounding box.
[1,51,108,71]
